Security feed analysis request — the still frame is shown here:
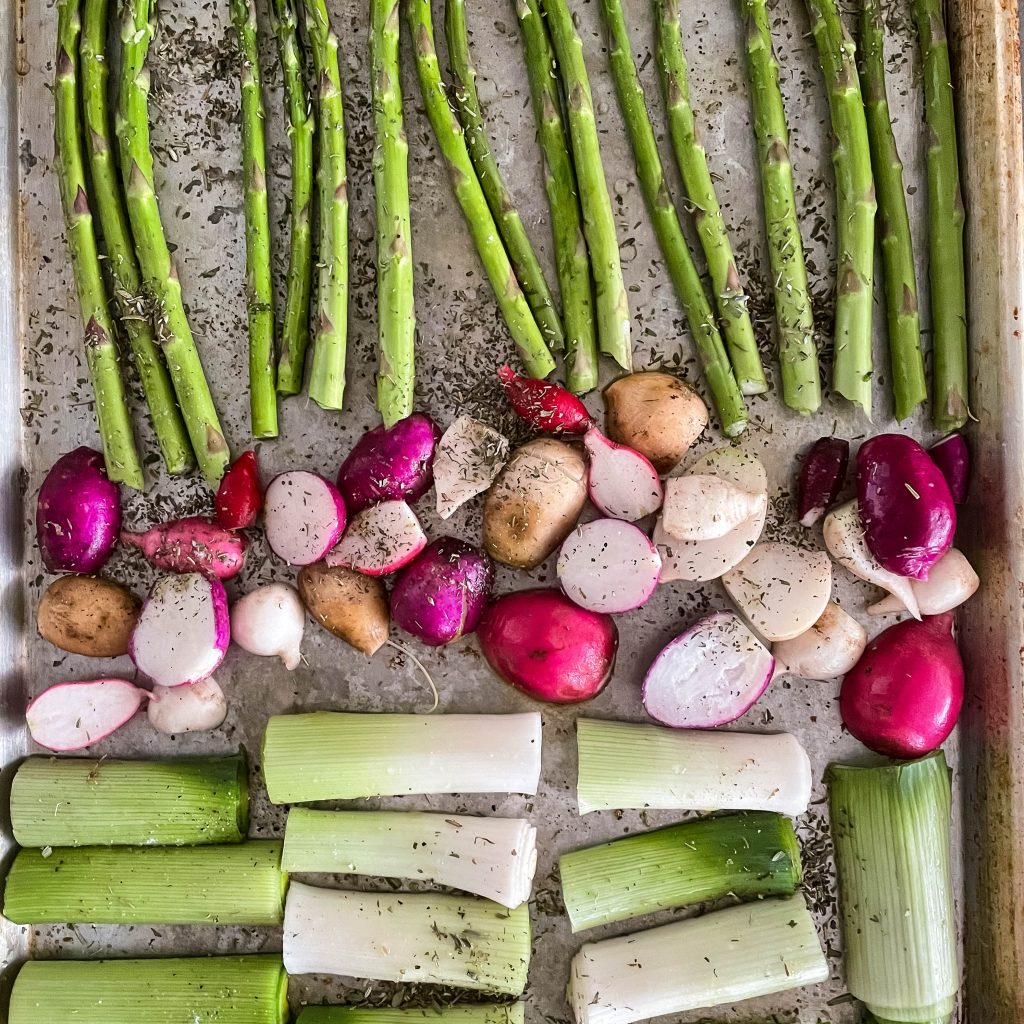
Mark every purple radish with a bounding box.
[27,679,147,751]
[797,437,850,527]
[929,433,970,504]
[264,471,348,566]
[129,573,230,688]
[557,519,662,614]
[584,429,663,522]
[120,516,247,579]
[326,500,427,576]
[643,611,775,728]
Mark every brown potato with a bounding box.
[483,438,588,570]
[603,371,708,474]
[297,562,390,656]
[37,575,140,657]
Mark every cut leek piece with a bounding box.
[262,712,542,803]
[283,808,538,908]
[9,753,248,846]
[3,840,286,925]
[8,956,288,1024]
[559,810,801,931]
[283,881,531,995]
[567,893,828,1024]
[576,719,812,816]
[829,752,958,1024]
[297,1007,525,1024]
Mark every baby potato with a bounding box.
[297,562,390,656]
[37,576,140,658]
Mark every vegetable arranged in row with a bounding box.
[297,1009,523,1024]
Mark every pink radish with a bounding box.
[642,611,775,728]
[797,437,849,527]
[27,679,147,751]
[264,471,348,566]
[120,516,247,579]
[326,500,427,576]
[497,364,593,434]
[129,573,230,688]
[557,519,662,614]
[584,429,663,522]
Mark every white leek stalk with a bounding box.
[296,1007,525,1024]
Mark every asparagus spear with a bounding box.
[516,0,599,393]
[302,0,349,411]
[445,0,565,354]
[407,0,556,378]
[655,0,767,396]
[371,0,415,425]
[858,0,926,422]
[80,0,192,474]
[540,0,632,370]
[272,0,315,397]
[597,0,747,435]
[117,0,230,483]
[805,0,876,417]
[738,0,820,414]
[55,0,144,489]
[912,0,968,429]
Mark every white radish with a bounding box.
[434,416,509,519]
[557,519,662,614]
[27,679,147,751]
[642,611,775,728]
[584,429,663,522]
[868,547,980,616]
[148,678,228,735]
[264,471,348,566]
[129,573,230,688]
[661,475,762,541]
[774,602,867,680]
[326,500,427,576]
[230,583,306,670]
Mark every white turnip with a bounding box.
[148,678,228,734]
[231,583,306,669]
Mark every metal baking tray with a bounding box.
[4,0,1023,1019]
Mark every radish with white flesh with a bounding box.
[868,547,979,616]
[774,602,867,680]
[722,542,832,642]
[147,678,228,735]
[433,416,509,519]
[264,471,348,565]
[230,583,306,669]
[584,429,663,521]
[327,500,427,576]
[129,573,230,687]
[27,679,147,751]
[662,475,762,541]
[824,501,920,618]
[558,520,662,614]
[642,611,774,728]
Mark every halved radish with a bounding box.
[326,500,427,577]
[27,679,147,751]
[264,471,347,566]
[584,429,663,522]
[662,475,762,541]
[642,611,774,728]
[774,602,867,680]
[434,416,510,519]
[557,519,661,614]
[129,573,230,688]
[722,541,832,642]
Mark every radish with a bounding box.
[148,678,228,735]
[433,416,510,519]
[929,433,969,504]
[27,679,146,751]
[129,573,230,688]
[215,450,263,530]
[661,475,762,541]
[230,583,306,669]
[584,429,663,522]
[797,437,849,527]
[264,471,348,566]
[497,364,593,434]
[868,547,980,616]
[557,519,662,614]
[120,516,247,580]
[642,611,775,728]
[326,500,427,576]
[774,602,867,680]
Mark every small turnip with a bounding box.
[148,678,228,735]
[231,583,306,669]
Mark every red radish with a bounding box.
[661,475,761,541]
[120,516,247,579]
[839,612,964,758]
[477,588,618,703]
[929,433,970,504]
[434,416,509,519]
[497,364,593,434]
[148,678,227,735]
[390,538,495,645]
[264,471,347,565]
[336,413,441,513]
[27,679,146,751]
[215,450,263,529]
[584,429,663,521]
[797,436,849,527]
[856,434,955,580]
[36,447,121,573]
[230,583,305,669]
[326,500,427,576]
[642,611,775,728]
[129,573,230,688]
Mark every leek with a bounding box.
[262,712,542,803]
[576,719,812,816]
[296,1007,525,1024]
[829,752,958,1024]
[559,810,801,931]
[567,893,828,1024]
[283,808,538,908]
[3,840,286,925]
[283,880,531,995]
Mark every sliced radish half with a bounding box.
[434,416,510,519]
[264,471,348,566]
[27,679,147,751]
[662,474,762,541]
[584,429,663,522]
[326,500,427,576]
